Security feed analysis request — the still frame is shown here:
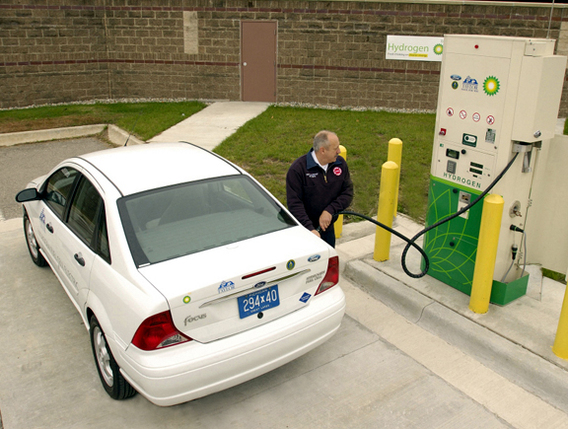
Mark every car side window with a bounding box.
[68,177,103,248]
[96,211,111,264]
[44,167,79,219]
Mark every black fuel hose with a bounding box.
[336,152,519,279]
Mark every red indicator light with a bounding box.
[242,266,276,280]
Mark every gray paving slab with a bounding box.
[148,101,270,150]
[339,214,568,416]
[0,218,514,428]
[0,138,113,220]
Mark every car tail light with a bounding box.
[132,311,191,351]
[315,256,339,295]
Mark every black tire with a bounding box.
[89,316,137,400]
[24,213,47,267]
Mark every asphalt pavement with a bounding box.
[0,138,113,220]
[1,102,568,428]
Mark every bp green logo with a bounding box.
[483,76,500,96]
[433,44,443,55]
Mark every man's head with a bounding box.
[313,130,341,165]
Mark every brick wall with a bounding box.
[1,0,567,116]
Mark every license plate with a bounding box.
[238,286,280,319]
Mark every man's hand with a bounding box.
[319,210,333,231]
[311,229,321,238]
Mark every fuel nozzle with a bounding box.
[512,142,534,173]
[511,244,518,261]
[510,225,524,233]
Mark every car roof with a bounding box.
[78,142,242,196]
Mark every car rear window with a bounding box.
[118,175,296,266]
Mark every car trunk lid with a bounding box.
[138,227,332,343]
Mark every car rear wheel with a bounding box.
[89,316,137,400]
[24,213,47,267]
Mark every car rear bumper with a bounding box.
[114,285,346,406]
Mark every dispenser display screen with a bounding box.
[446,148,460,159]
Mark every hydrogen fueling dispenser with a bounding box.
[424,35,567,305]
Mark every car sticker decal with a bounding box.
[218,280,235,294]
[308,254,321,263]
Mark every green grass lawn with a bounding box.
[0,101,207,141]
[4,101,566,227]
[215,106,436,222]
[1,101,437,222]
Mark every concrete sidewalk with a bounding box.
[336,215,568,416]
[148,101,270,150]
[0,101,271,149]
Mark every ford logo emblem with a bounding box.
[308,254,321,263]
[450,74,462,81]
[254,281,267,288]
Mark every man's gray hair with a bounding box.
[313,130,336,152]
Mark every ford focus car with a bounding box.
[16,142,345,406]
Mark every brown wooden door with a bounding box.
[241,21,277,102]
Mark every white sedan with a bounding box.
[16,142,345,406]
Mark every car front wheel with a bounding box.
[89,316,137,400]
[24,213,47,267]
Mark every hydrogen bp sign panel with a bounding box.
[432,52,512,191]
[385,35,444,62]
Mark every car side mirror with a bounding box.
[15,188,40,203]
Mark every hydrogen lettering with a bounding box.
[388,43,429,54]
[442,172,482,189]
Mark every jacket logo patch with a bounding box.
[306,172,318,179]
[333,167,342,176]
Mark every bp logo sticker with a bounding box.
[483,76,500,96]
[433,44,443,55]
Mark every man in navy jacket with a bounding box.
[286,130,354,247]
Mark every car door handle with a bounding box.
[74,253,85,267]
[46,223,54,233]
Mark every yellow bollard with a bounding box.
[552,283,568,359]
[374,161,399,262]
[469,194,504,314]
[387,138,403,218]
[335,145,347,239]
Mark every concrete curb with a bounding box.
[0,125,106,146]
[106,124,146,146]
[0,124,145,147]
[344,258,568,415]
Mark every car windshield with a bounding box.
[118,175,297,266]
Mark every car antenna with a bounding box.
[124,109,143,146]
